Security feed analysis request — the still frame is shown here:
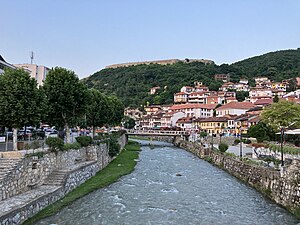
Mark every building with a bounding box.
[193,117,230,134]
[188,92,208,104]
[216,101,255,117]
[174,92,189,103]
[150,86,161,95]
[0,55,16,74]
[144,105,162,115]
[14,64,50,86]
[214,74,230,82]
[161,112,185,128]
[180,86,194,93]
[255,77,271,88]
[176,117,193,131]
[169,103,216,118]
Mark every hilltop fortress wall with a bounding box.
[105,58,214,69]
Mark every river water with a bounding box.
[36,140,300,225]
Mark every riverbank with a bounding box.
[22,141,141,225]
[174,139,300,219]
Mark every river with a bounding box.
[36,140,300,225]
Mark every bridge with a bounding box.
[126,130,190,140]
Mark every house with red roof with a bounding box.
[174,92,189,103]
[216,102,255,117]
[169,103,216,118]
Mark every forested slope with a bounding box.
[83,49,300,107]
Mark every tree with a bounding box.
[0,69,44,150]
[261,101,300,131]
[273,94,279,103]
[248,122,275,142]
[106,96,124,126]
[86,89,109,137]
[123,116,135,129]
[43,67,90,143]
[219,142,229,153]
[236,91,249,102]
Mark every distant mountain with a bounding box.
[83,49,300,108]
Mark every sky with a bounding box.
[1,0,300,78]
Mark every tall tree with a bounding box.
[86,89,109,137]
[261,101,300,131]
[0,69,44,150]
[106,96,124,126]
[43,67,89,143]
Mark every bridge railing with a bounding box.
[126,129,189,136]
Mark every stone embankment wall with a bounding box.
[175,139,300,218]
[0,135,127,225]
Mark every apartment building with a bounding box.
[14,64,50,86]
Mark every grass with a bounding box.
[22,140,141,225]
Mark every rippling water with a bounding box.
[36,140,300,225]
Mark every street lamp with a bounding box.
[211,131,214,151]
[239,126,243,158]
[280,128,284,167]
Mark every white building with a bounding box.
[216,102,255,117]
[14,64,50,86]
[0,55,16,74]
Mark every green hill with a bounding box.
[83,49,300,108]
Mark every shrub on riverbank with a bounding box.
[219,142,229,153]
[23,141,140,225]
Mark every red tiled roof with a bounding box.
[175,92,188,95]
[194,117,229,122]
[217,101,255,110]
[254,98,273,105]
[176,117,193,123]
[169,103,216,110]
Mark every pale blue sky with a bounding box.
[1,0,300,78]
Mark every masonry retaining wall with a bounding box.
[174,139,300,218]
[0,134,127,225]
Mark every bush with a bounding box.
[63,142,81,151]
[31,140,42,150]
[294,139,300,147]
[45,137,64,152]
[76,136,93,147]
[234,139,241,145]
[219,142,229,153]
[108,135,121,157]
[244,139,252,144]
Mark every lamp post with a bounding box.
[239,126,243,158]
[211,131,214,151]
[280,128,284,167]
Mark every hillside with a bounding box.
[233,48,300,81]
[83,49,300,108]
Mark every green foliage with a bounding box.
[273,94,279,103]
[123,116,135,129]
[248,122,275,142]
[234,139,241,145]
[45,137,64,152]
[108,134,121,157]
[200,131,208,138]
[219,142,229,153]
[86,89,109,136]
[63,142,81,150]
[22,141,140,225]
[261,101,300,131]
[0,69,45,129]
[43,67,90,130]
[75,136,93,147]
[268,143,300,155]
[106,96,124,126]
[83,49,300,107]
[236,91,249,102]
[31,140,42,150]
[233,49,300,82]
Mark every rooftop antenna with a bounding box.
[30,51,34,64]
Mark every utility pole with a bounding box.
[30,51,34,64]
